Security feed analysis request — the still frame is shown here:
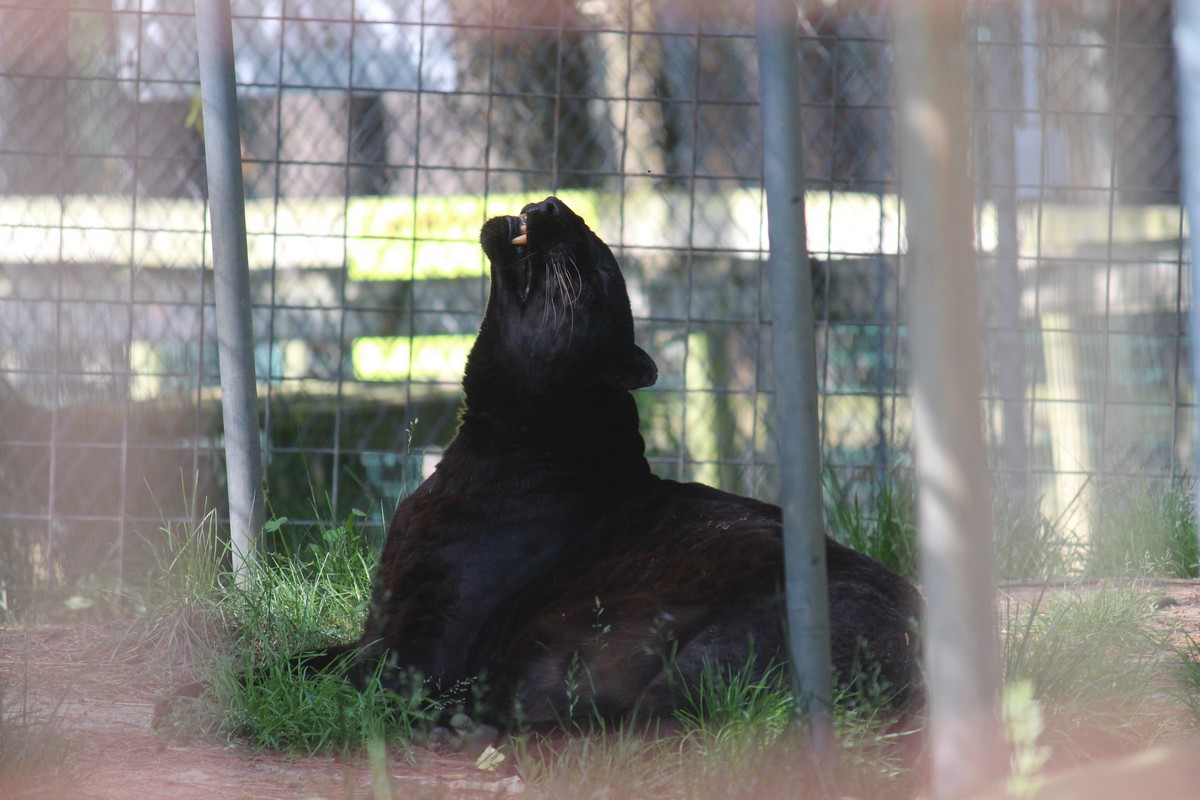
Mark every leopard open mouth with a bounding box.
[511,214,528,246]
[506,214,533,303]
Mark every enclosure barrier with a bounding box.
[0,14,1191,795]
[195,0,263,576]
[757,0,833,755]
[1178,0,1200,567]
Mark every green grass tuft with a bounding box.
[674,657,792,753]
[216,655,437,756]
[825,468,920,581]
[510,653,926,800]
[113,493,232,677]
[144,505,438,755]
[992,481,1079,581]
[225,510,376,656]
[1001,584,1188,765]
[1087,475,1199,579]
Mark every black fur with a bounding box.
[341,196,923,724]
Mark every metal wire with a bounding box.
[0,0,1187,604]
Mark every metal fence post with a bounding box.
[979,3,1031,496]
[195,0,265,577]
[893,2,1007,797]
[755,0,834,757]
[1176,0,1200,566]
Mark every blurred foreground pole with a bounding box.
[755,0,834,757]
[195,0,264,577]
[1176,0,1200,564]
[893,2,1006,797]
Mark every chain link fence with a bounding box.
[0,0,1187,609]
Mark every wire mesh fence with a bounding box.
[0,0,1188,609]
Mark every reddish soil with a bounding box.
[0,622,520,800]
[3,580,1200,800]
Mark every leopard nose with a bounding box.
[520,196,565,217]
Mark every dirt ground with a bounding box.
[4,580,1200,800]
[0,621,523,800]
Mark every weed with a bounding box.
[0,655,70,790]
[829,470,1084,583]
[136,502,418,754]
[511,650,926,800]
[216,654,436,756]
[227,512,374,656]
[110,487,232,678]
[674,656,792,752]
[992,482,1079,581]
[1003,680,1051,800]
[824,468,920,581]
[1087,475,1198,579]
[367,734,394,800]
[1174,635,1200,723]
[1000,584,1183,765]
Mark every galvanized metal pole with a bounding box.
[893,2,1006,797]
[1176,0,1200,569]
[755,0,834,756]
[195,0,264,577]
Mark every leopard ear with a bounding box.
[613,344,658,390]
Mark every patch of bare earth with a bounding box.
[3,581,1200,799]
[0,622,519,800]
